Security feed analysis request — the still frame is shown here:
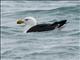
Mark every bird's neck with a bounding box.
[24,24,36,33]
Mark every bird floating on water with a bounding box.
[16,17,67,33]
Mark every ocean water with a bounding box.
[1,1,80,60]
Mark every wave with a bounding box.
[24,46,79,56]
[1,25,12,29]
[2,5,79,17]
[13,5,80,15]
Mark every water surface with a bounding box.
[1,1,80,60]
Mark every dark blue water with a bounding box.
[1,1,80,60]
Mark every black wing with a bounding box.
[27,20,67,32]
[27,24,54,32]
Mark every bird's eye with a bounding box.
[25,19,28,21]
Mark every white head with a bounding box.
[24,17,37,26]
[17,17,37,26]
[16,17,37,33]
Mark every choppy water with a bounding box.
[1,1,80,60]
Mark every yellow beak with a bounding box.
[16,19,24,24]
